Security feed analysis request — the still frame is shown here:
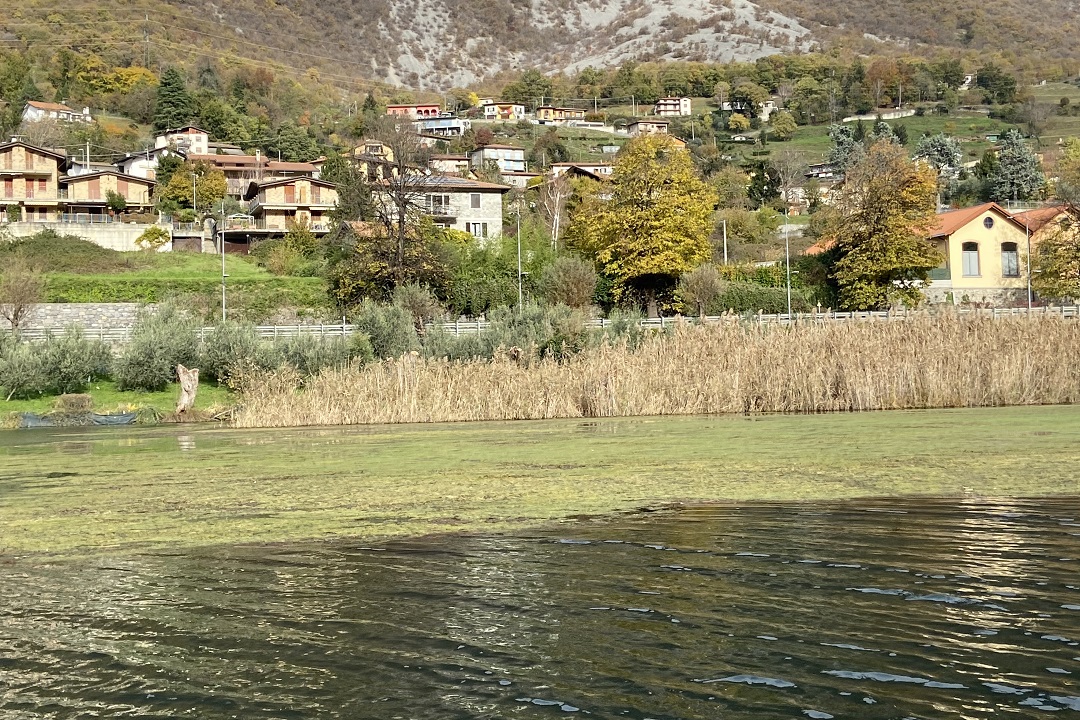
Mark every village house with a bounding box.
[654,97,692,117]
[413,117,471,138]
[186,153,318,198]
[499,171,541,188]
[385,103,441,119]
[627,119,670,136]
[219,177,339,252]
[536,106,587,124]
[549,162,613,178]
[0,139,65,223]
[414,175,510,238]
[926,202,1032,304]
[60,170,155,221]
[469,144,526,173]
[156,125,210,156]
[1012,205,1080,246]
[482,102,526,121]
[428,154,471,175]
[21,100,93,124]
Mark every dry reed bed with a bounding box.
[234,314,1080,427]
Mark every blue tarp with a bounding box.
[18,412,138,428]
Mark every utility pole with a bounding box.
[192,172,197,216]
[516,195,523,309]
[722,219,728,265]
[1025,220,1032,311]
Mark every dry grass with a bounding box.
[235,313,1080,427]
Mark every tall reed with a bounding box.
[234,313,1080,427]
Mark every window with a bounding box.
[427,194,451,215]
[470,193,481,209]
[3,178,12,197]
[962,242,980,277]
[983,216,995,229]
[467,222,489,238]
[1001,242,1020,277]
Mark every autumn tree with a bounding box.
[567,135,717,315]
[157,161,228,214]
[831,141,941,309]
[1031,208,1080,300]
[988,129,1045,202]
[727,113,750,132]
[1053,137,1080,204]
[770,111,798,141]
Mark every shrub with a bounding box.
[593,308,647,350]
[539,256,597,308]
[393,283,444,332]
[426,303,589,362]
[40,326,112,394]
[678,264,724,316]
[114,303,199,391]
[199,322,265,384]
[269,334,353,376]
[135,225,170,251]
[352,299,419,359]
[0,342,46,400]
[713,281,812,315]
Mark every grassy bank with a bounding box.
[2,406,1078,556]
[0,381,234,423]
[0,231,330,319]
[236,313,1080,428]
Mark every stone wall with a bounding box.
[1,303,144,331]
[2,221,172,252]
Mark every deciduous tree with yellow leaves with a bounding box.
[567,135,717,315]
[832,140,942,310]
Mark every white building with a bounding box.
[469,144,526,173]
[21,101,92,123]
[155,125,209,156]
[654,97,692,117]
[413,117,471,137]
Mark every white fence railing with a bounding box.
[13,305,1080,343]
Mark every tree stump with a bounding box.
[176,365,199,415]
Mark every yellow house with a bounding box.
[61,171,154,220]
[0,139,65,222]
[536,106,586,123]
[927,202,1031,304]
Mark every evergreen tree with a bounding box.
[362,92,379,115]
[913,133,963,200]
[988,129,1045,202]
[828,124,864,170]
[153,68,194,131]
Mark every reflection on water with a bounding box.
[2,498,1079,718]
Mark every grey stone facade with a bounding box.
[1,303,144,331]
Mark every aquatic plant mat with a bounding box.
[236,313,1080,427]
[3,406,1079,555]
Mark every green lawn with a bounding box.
[2,405,1078,556]
[0,380,234,424]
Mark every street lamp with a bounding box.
[784,206,792,319]
[191,172,197,216]
[1025,219,1032,311]
[220,199,227,322]
[516,194,523,309]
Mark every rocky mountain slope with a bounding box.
[3,0,1077,91]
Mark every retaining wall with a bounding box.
[2,302,144,331]
[3,221,172,252]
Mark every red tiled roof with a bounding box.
[1012,205,1069,233]
[804,239,836,256]
[929,202,1025,237]
[267,161,316,172]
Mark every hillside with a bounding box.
[3,0,1076,93]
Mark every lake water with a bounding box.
[2,498,1079,718]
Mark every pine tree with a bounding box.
[988,129,1045,202]
[153,68,194,132]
